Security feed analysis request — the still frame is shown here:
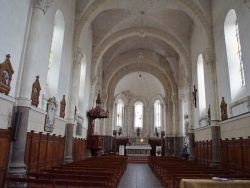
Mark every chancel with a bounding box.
[1,0,250,188]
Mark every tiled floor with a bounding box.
[118,164,163,188]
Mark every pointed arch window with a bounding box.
[197,54,206,115]
[224,9,245,100]
[154,100,161,129]
[134,101,143,129]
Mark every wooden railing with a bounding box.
[194,140,212,166]
[25,131,65,172]
[72,137,86,161]
[0,128,12,187]
[194,137,250,174]
[220,137,250,174]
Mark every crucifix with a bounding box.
[192,85,197,108]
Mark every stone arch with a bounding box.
[102,49,177,94]
[105,63,171,107]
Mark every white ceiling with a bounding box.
[114,71,165,99]
[76,0,207,100]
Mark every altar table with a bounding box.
[180,179,250,188]
[125,145,152,156]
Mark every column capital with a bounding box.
[202,48,215,65]
[178,94,186,102]
[73,48,84,65]
[91,75,98,86]
[33,0,54,14]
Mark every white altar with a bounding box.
[125,145,152,156]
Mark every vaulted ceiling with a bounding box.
[75,0,211,102]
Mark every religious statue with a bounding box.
[136,127,141,137]
[60,95,66,118]
[220,97,228,121]
[155,127,159,137]
[161,131,165,138]
[0,54,14,95]
[192,85,197,108]
[207,105,211,125]
[113,130,117,137]
[31,75,41,107]
[118,126,122,136]
[45,97,57,132]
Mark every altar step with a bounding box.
[128,156,148,163]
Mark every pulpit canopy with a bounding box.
[87,91,108,119]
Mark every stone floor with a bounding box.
[118,164,163,188]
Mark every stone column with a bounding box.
[185,76,195,161]
[64,124,74,163]
[203,48,220,166]
[8,106,30,180]
[178,94,185,137]
[8,0,54,180]
[64,48,83,163]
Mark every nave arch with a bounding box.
[102,49,177,94]
[103,62,179,135]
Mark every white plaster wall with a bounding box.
[0,96,15,129]
[55,0,76,118]
[0,0,31,97]
[72,25,93,139]
[190,22,208,129]
[28,108,66,136]
[81,26,93,130]
[34,0,75,112]
[212,0,250,117]
[220,113,250,140]
[194,126,212,142]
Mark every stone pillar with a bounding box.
[8,106,30,180]
[178,94,185,136]
[64,123,74,163]
[124,105,128,137]
[203,48,220,166]
[188,132,195,161]
[8,0,54,181]
[167,96,173,135]
[210,125,220,166]
[185,76,195,161]
[64,48,83,163]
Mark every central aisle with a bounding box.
[118,164,163,188]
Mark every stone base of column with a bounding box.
[188,156,195,161]
[64,123,74,164]
[210,160,220,167]
[8,162,27,187]
[211,125,221,167]
[64,156,73,164]
[85,148,92,158]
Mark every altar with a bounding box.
[125,145,152,156]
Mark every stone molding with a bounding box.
[73,49,84,64]
[33,0,54,14]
